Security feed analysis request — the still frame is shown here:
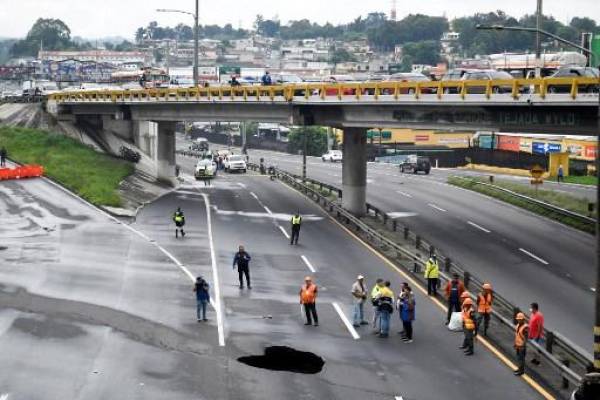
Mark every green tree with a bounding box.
[330,47,356,64]
[401,41,441,66]
[287,126,328,156]
[11,18,73,56]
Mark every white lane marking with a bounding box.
[519,248,549,265]
[201,193,226,347]
[396,190,412,198]
[237,182,247,189]
[427,203,447,212]
[249,192,260,201]
[467,221,491,233]
[395,397,404,400]
[278,225,290,239]
[332,302,360,340]
[301,255,316,273]
[263,206,273,215]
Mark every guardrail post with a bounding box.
[338,189,342,199]
[444,257,451,272]
[383,213,388,226]
[545,331,554,353]
[404,227,409,240]
[562,359,570,389]
[415,235,421,249]
[392,220,397,231]
[429,245,435,257]
[489,175,494,184]
[413,262,420,273]
[464,271,470,289]
[588,202,595,217]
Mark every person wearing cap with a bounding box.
[424,254,440,296]
[459,297,477,355]
[299,276,319,326]
[445,273,465,324]
[514,312,529,376]
[476,283,494,336]
[351,275,368,327]
[370,278,384,332]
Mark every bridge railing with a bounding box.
[49,77,599,103]
[242,162,592,398]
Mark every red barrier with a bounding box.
[0,165,44,180]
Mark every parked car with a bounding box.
[223,154,247,173]
[460,70,515,94]
[399,155,431,174]
[194,158,217,179]
[382,72,435,94]
[441,69,470,93]
[321,149,343,162]
[322,75,357,96]
[191,137,209,152]
[547,67,599,93]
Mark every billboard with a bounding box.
[532,142,561,154]
[497,135,520,152]
[585,146,597,159]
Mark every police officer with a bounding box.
[232,245,252,289]
[173,207,186,238]
[290,211,302,245]
[424,255,440,296]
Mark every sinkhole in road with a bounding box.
[237,346,325,374]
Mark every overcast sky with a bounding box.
[0,0,598,39]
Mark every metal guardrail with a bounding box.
[242,161,592,398]
[48,77,600,103]
[451,176,595,231]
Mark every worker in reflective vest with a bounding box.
[173,207,186,238]
[459,298,477,356]
[290,212,302,245]
[514,312,529,376]
[300,276,318,326]
[476,283,494,336]
[424,255,439,296]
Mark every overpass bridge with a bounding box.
[48,77,599,214]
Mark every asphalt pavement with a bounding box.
[229,145,596,352]
[0,162,545,399]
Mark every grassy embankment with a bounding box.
[0,126,134,207]
[561,175,597,186]
[448,176,595,234]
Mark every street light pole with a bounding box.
[535,0,543,77]
[194,0,199,87]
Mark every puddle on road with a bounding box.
[237,346,324,374]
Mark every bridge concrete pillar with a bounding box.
[156,121,178,186]
[133,120,158,159]
[342,127,367,216]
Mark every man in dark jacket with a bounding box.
[193,276,210,321]
[261,71,272,85]
[445,273,465,324]
[233,245,252,289]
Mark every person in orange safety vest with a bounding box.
[476,283,494,336]
[300,276,319,326]
[514,312,529,376]
[459,298,477,356]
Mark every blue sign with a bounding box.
[532,142,561,154]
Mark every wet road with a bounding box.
[222,145,596,352]
[0,167,545,399]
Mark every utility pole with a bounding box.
[302,130,307,181]
[535,0,543,77]
[194,0,199,86]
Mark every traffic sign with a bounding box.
[532,142,561,154]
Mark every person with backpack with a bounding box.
[376,281,394,338]
[397,285,416,343]
[173,207,186,238]
[445,273,465,324]
[193,276,210,322]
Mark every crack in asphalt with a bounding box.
[0,284,212,356]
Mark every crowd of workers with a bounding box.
[177,205,545,378]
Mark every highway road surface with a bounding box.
[212,144,596,353]
[0,166,546,399]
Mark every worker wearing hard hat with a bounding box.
[476,283,494,336]
[514,312,529,376]
[300,276,319,326]
[459,297,477,356]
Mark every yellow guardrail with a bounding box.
[49,77,599,103]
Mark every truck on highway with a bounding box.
[399,154,431,174]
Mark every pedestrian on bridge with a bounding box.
[290,212,302,245]
[173,207,186,238]
[514,312,529,376]
[424,255,440,296]
[261,71,272,86]
[445,273,465,324]
[528,302,544,366]
[300,276,319,326]
[0,146,6,167]
[476,283,494,336]
[459,297,477,356]
[371,278,384,332]
[193,276,210,322]
[351,275,368,327]
[376,281,394,338]
[233,245,252,289]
